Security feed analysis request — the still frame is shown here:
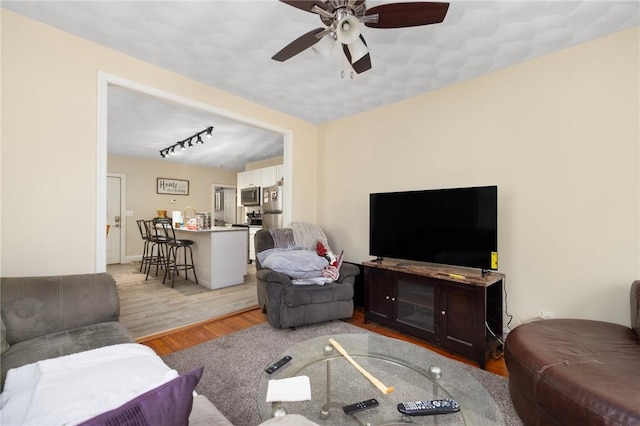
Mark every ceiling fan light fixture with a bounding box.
[312,34,336,61]
[348,37,368,63]
[336,14,360,45]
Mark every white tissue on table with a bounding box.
[266,375,311,402]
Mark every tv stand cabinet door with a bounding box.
[364,267,393,324]
[437,282,484,363]
[392,272,437,341]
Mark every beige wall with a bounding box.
[2,9,638,327]
[245,156,284,171]
[317,27,640,327]
[1,10,318,276]
[107,155,237,259]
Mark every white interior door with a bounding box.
[224,189,237,224]
[106,176,122,264]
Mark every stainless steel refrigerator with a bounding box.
[262,185,283,229]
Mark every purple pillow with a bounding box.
[77,367,204,426]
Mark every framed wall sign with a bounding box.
[157,178,189,195]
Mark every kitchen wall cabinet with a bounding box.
[363,260,503,369]
[260,167,276,188]
[238,169,260,188]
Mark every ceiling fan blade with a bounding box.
[279,0,329,14]
[364,2,449,28]
[272,27,326,62]
[352,52,372,74]
[342,35,372,74]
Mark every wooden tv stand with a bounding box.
[363,259,503,369]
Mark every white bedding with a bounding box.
[0,343,178,426]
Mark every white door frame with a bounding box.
[212,183,238,225]
[107,173,127,264]
[96,72,294,272]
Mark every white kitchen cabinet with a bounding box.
[238,169,260,188]
[260,166,277,188]
[249,226,261,262]
[275,164,284,185]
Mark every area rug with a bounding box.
[162,321,522,425]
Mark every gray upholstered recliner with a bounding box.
[255,228,359,328]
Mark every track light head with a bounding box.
[159,126,213,159]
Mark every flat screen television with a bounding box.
[369,185,498,271]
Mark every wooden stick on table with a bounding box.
[328,338,395,395]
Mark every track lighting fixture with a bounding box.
[159,126,213,159]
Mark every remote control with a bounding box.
[397,399,460,416]
[342,398,379,415]
[265,356,292,374]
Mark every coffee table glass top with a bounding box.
[257,334,504,425]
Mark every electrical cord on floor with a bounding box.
[485,320,505,360]
[484,270,509,361]
[486,270,514,331]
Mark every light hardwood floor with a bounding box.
[109,262,258,339]
[140,307,508,378]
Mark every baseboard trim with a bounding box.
[134,305,260,343]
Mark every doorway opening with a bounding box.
[96,72,294,272]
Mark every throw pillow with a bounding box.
[77,366,204,426]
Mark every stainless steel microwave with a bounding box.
[240,186,260,206]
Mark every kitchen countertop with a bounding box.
[173,226,248,233]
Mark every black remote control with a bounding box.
[397,399,460,416]
[265,356,292,374]
[342,398,379,415]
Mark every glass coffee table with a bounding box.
[257,334,504,425]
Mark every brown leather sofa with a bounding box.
[505,280,640,425]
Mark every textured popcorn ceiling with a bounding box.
[4,1,638,170]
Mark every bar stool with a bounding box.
[144,219,169,280]
[136,219,150,272]
[156,218,198,288]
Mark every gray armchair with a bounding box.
[255,228,359,328]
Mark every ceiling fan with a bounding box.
[272,0,450,75]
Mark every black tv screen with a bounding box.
[369,186,498,270]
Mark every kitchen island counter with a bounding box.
[172,226,245,233]
[173,227,247,289]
